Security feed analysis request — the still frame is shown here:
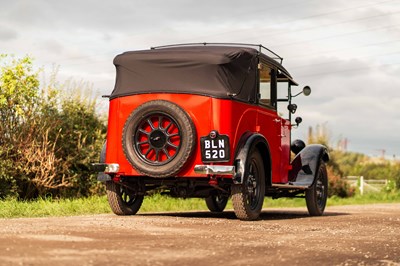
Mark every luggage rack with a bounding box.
[150,42,283,64]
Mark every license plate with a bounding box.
[200,134,230,162]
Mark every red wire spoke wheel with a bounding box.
[134,113,181,165]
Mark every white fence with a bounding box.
[344,176,388,195]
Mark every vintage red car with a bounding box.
[93,43,329,220]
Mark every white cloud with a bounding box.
[0,25,17,41]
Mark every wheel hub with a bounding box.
[247,174,256,195]
[149,130,167,148]
[316,179,325,207]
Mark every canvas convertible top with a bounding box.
[111,45,294,101]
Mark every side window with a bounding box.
[258,64,276,108]
[277,81,290,118]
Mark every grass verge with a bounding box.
[1,192,399,219]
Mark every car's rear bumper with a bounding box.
[91,163,120,173]
[194,165,235,176]
[92,163,235,178]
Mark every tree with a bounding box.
[308,124,399,195]
[0,55,106,199]
[0,55,40,197]
[307,124,355,197]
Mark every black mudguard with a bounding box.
[233,132,271,184]
[97,142,112,182]
[288,144,329,187]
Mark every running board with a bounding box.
[271,183,309,190]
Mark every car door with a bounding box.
[256,63,286,183]
[276,81,292,184]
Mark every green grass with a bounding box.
[1,192,399,219]
[0,196,111,219]
[327,192,400,206]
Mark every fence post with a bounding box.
[359,176,364,195]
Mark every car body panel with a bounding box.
[95,44,329,213]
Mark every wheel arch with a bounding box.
[289,144,330,187]
[97,141,112,182]
[233,132,272,186]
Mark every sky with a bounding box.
[1,0,400,158]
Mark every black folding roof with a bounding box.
[111,45,295,101]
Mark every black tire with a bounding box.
[231,150,265,220]
[106,181,144,215]
[205,194,229,212]
[305,161,328,216]
[122,100,196,178]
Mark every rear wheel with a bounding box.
[231,150,265,220]
[205,194,229,212]
[305,161,328,216]
[106,181,144,215]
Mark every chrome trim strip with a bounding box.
[271,184,308,189]
[91,163,120,173]
[105,163,120,173]
[194,165,235,176]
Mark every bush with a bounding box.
[327,166,355,198]
[307,125,357,197]
[383,180,397,193]
[0,56,106,199]
[0,152,18,198]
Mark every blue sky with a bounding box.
[1,0,400,158]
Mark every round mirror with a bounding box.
[303,86,311,96]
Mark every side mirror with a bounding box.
[287,104,297,114]
[291,86,312,98]
[303,86,311,96]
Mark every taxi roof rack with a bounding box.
[151,42,283,64]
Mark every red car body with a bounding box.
[106,94,291,183]
[94,44,329,220]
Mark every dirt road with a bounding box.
[0,203,399,266]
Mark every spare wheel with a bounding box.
[122,100,196,178]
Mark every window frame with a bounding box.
[257,61,277,110]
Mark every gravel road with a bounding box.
[0,203,399,266]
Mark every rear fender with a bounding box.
[233,132,271,185]
[97,142,112,182]
[289,144,329,187]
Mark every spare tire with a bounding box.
[122,100,196,178]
